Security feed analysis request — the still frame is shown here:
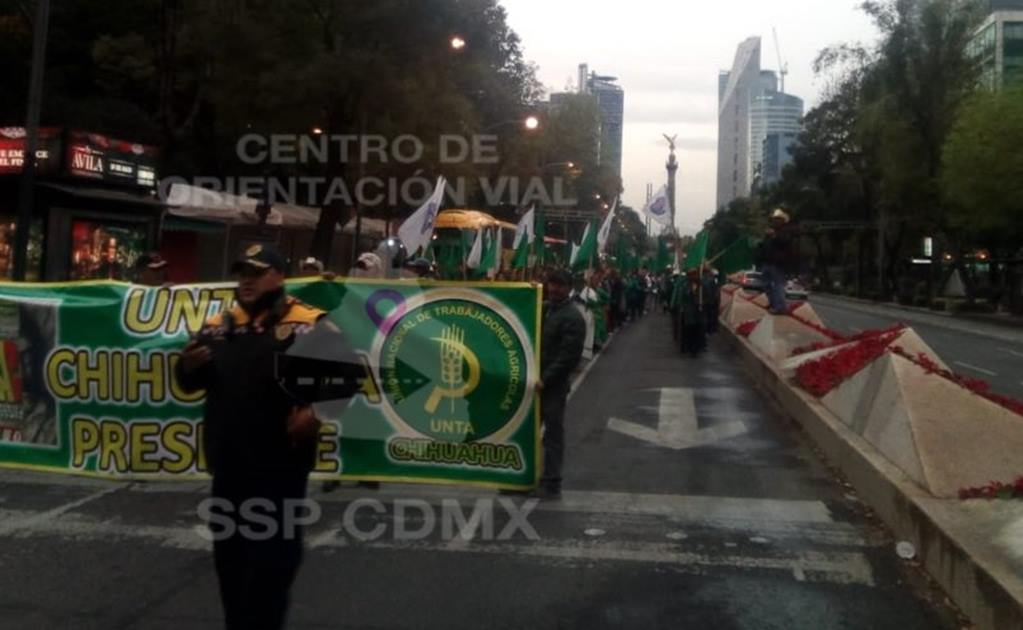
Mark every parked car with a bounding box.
[737,270,766,293]
[786,279,810,300]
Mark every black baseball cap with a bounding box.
[231,244,287,273]
[136,252,168,270]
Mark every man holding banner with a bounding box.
[537,269,586,499]
[176,244,325,630]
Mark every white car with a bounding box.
[786,279,810,300]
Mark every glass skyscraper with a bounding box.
[717,37,803,207]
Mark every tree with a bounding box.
[943,85,1023,241]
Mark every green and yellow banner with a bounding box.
[0,279,541,490]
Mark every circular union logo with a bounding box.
[374,290,534,443]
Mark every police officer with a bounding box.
[176,244,325,630]
[536,269,586,499]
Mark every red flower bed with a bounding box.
[891,347,1023,417]
[789,324,908,357]
[794,331,903,397]
[959,477,1023,500]
[787,312,846,342]
[736,319,759,338]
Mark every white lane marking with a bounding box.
[0,483,126,536]
[0,509,877,586]
[999,348,1023,359]
[314,538,877,587]
[954,361,998,377]
[608,388,748,450]
[569,333,614,400]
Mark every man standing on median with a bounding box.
[175,244,325,630]
[536,269,586,499]
[757,209,799,314]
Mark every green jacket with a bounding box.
[540,298,586,390]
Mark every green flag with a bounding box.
[713,236,755,274]
[571,222,597,270]
[481,229,499,277]
[512,207,535,270]
[684,229,710,270]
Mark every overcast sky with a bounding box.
[501,0,879,234]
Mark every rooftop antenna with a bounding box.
[772,27,789,94]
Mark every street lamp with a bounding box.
[311,126,324,136]
[450,36,467,51]
[483,116,541,133]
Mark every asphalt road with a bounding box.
[0,312,960,629]
[810,294,1023,401]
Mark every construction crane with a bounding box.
[772,27,789,94]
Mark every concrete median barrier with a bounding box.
[721,313,1023,630]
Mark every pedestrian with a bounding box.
[757,209,798,314]
[175,244,325,630]
[135,252,171,287]
[298,257,325,276]
[678,268,707,356]
[537,269,586,499]
[626,272,645,321]
[703,266,721,335]
[404,257,436,279]
[351,252,384,279]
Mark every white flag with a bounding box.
[642,185,672,226]
[398,176,446,256]
[597,197,618,253]
[466,229,483,269]
[570,223,593,267]
[513,205,536,250]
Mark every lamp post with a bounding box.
[13,0,51,281]
[483,116,541,133]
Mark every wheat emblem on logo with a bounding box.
[425,325,481,413]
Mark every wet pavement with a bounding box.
[0,311,960,629]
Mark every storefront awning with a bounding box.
[164,183,325,229]
[40,182,167,209]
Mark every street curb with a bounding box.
[720,326,1023,630]
[814,292,1023,331]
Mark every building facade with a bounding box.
[578,64,625,180]
[716,37,763,209]
[717,38,803,207]
[970,0,1023,89]
[750,91,803,187]
[761,131,799,188]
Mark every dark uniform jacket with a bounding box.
[540,298,586,391]
[175,295,325,478]
[758,223,799,274]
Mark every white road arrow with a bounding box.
[607,388,748,450]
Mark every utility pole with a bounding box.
[13,0,51,281]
